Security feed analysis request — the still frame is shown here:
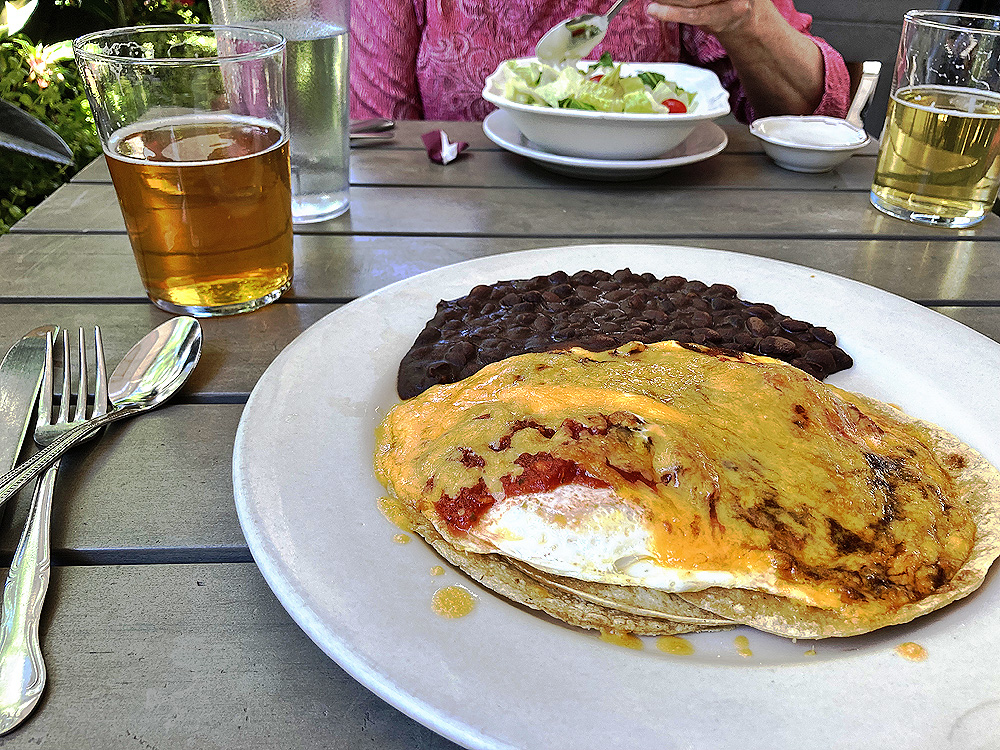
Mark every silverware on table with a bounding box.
[0,317,203,509]
[0,328,110,734]
[0,101,74,166]
[0,327,55,474]
[350,118,395,146]
[350,118,394,134]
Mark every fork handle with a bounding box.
[0,405,142,510]
[0,461,58,734]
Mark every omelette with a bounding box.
[374,341,1000,638]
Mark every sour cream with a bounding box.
[754,115,868,148]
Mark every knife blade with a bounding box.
[0,327,57,476]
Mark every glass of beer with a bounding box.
[74,25,294,316]
[870,11,1000,228]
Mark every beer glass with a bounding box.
[74,25,294,316]
[208,0,351,223]
[870,11,1000,228]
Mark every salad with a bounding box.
[501,53,697,114]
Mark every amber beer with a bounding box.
[106,114,293,314]
[871,86,1000,227]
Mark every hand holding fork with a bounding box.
[0,328,108,734]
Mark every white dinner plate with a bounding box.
[233,244,1000,750]
[482,110,728,180]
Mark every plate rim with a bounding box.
[233,243,1000,750]
[482,109,728,170]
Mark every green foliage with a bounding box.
[1,0,210,234]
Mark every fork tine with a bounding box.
[73,328,89,423]
[57,331,71,425]
[93,326,109,418]
[36,332,54,431]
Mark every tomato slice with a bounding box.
[662,98,687,113]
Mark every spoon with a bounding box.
[535,0,632,67]
[845,60,881,129]
[0,317,202,508]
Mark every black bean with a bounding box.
[780,318,810,333]
[805,348,837,371]
[810,326,837,344]
[690,311,713,328]
[706,283,738,299]
[414,326,439,346]
[831,347,854,369]
[745,305,774,318]
[758,336,797,357]
[746,317,770,337]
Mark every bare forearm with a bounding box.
[714,1,824,116]
[646,0,826,117]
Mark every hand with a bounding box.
[645,0,759,36]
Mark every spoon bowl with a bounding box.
[535,0,631,66]
[110,316,202,409]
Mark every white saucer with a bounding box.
[483,109,728,181]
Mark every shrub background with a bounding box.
[1,0,211,234]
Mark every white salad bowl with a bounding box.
[749,115,871,173]
[482,57,730,160]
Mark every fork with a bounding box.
[0,327,108,734]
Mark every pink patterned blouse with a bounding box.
[349,0,851,123]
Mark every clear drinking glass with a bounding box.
[870,11,1000,228]
[74,25,294,316]
[208,0,351,223]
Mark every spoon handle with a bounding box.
[846,60,881,129]
[604,0,632,22]
[0,406,137,509]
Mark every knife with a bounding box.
[0,327,57,480]
[0,102,74,166]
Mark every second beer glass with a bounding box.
[870,11,1000,228]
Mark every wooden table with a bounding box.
[1,117,999,748]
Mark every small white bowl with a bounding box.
[750,115,871,173]
[482,58,730,160]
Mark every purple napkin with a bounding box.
[422,130,469,165]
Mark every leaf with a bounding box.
[586,52,614,72]
[558,97,597,111]
[638,71,666,88]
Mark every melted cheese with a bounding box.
[375,341,974,615]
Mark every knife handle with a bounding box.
[0,461,58,734]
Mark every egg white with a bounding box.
[470,484,763,593]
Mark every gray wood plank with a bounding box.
[10,182,1000,238]
[7,234,1000,304]
[350,151,878,190]
[42,149,885,195]
[0,302,338,399]
[0,405,248,562]
[0,563,461,749]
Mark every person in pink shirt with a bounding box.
[350,0,851,123]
